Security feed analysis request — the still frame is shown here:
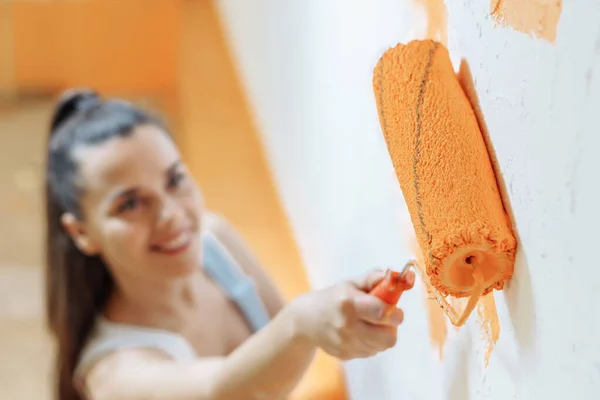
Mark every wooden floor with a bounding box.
[0,99,54,400]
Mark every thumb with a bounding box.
[350,269,387,292]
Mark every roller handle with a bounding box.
[369,268,415,306]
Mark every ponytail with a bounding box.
[45,89,113,400]
[45,184,113,400]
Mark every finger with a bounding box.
[355,322,398,352]
[350,269,387,292]
[343,337,380,360]
[325,331,374,360]
[352,294,405,326]
[382,307,404,326]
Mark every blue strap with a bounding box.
[202,232,270,332]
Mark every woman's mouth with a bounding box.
[151,230,193,255]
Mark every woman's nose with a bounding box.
[156,197,185,229]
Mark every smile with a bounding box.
[151,230,193,254]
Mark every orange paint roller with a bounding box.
[372,40,517,326]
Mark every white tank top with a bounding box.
[74,231,270,380]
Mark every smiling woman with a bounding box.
[44,89,414,400]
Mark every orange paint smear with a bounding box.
[413,0,448,46]
[409,235,447,359]
[426,294,448,359]
[491,0,562,42]
[477,294,500,367]
[372,40,517,326]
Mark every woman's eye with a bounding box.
[117,197,139,213]
[168,172,186,189]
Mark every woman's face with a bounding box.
[67,124,204,280]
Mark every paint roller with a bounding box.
[370,40,517,326]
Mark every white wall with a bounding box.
[215,1,600,399]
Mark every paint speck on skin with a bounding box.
[491,0,562,42]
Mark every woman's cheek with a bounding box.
[104,220,149,262]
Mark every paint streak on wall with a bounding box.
[426,294,448,359]
[491,0,562,42]
[413,0,448,46]
[408,234,448,359]
[477,294,500,367]
[455,58,505,368]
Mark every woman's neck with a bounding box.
[104,269,209,328]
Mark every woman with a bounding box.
[45,89,415,400]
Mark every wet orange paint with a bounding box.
[373,40,517,327]
[426,294,448,360]
[477,294,500,367]
[414,0,448,46]
[406,228,499,366]
[406,235,447,359]
[491,0,562,42]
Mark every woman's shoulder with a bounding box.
[76,317,197,382]
[201,210,286,318]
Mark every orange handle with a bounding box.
[369,268,415,305]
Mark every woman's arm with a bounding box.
[84,246,408,400]
[85,303,315,400]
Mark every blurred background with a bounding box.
[0,1,346,399]
[2,1,600,399]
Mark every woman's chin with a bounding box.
[157,259,201,278]
[150,243,202,277]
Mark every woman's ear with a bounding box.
[61,212,100,256]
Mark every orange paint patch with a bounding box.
[477,294,500,367]
[491,0,562,42]
[414,0,448,46]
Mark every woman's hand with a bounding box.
[290,269,414,360]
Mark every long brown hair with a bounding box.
[45,89,162,399]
